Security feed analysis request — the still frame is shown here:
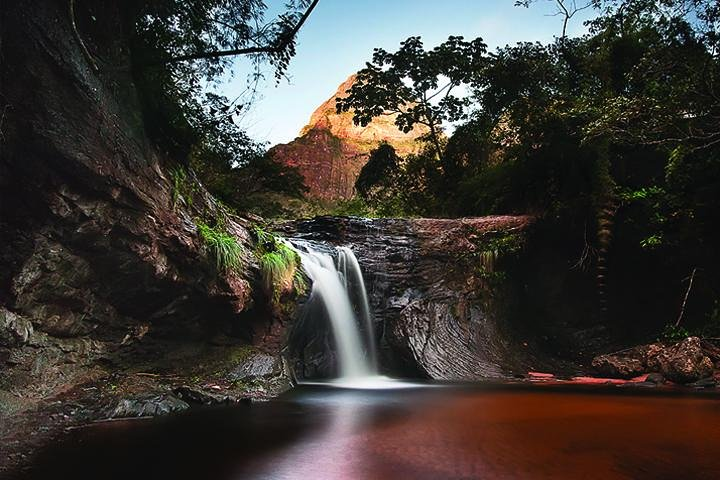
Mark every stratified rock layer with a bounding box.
[269,75,427,200]
[279,215,558,380]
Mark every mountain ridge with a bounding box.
[269,74,427,200]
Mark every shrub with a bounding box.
[659,324,691,342]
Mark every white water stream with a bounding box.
[293,241,398,387]
[337,246,378,371]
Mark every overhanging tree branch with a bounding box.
[163,0,319,64]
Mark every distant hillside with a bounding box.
[269,74,427,200]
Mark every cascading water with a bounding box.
[337,246,378,370]
[292,241,379,381]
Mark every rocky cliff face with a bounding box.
[278,215,571,380]
[269,75,428,200]
[0,1,297,469]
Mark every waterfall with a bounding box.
[337,246,378,371]
[293,242,379,380]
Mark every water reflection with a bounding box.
[240,389,373,479]
[16,384,720,480]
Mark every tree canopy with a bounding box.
[345,0,720,331]
[118,0,319,212]
[336,36,487,163]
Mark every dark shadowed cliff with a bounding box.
[0,1,300,468]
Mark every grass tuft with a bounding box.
[198,222,244,272]
[253,226,305,302]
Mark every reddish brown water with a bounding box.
[17,384,720,480]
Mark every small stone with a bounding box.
[646,372,665,384]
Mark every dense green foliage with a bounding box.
[189,149,308,217]
[346,0,720,332]
[348,143,444,217]
[337,36,486,163]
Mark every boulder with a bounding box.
[591,343,668,379]
[591,353,645,379]
[229,353,285,382]
[0,308,33,347]
[654,337,714,384]
[644,343,666,371]
[701,340,720,365]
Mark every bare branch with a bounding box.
[163,0,319,64]
[675,267,698,327]
[552,0,593,38]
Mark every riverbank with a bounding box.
[0,338,293,475]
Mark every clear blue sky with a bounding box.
[221,0,596,146]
